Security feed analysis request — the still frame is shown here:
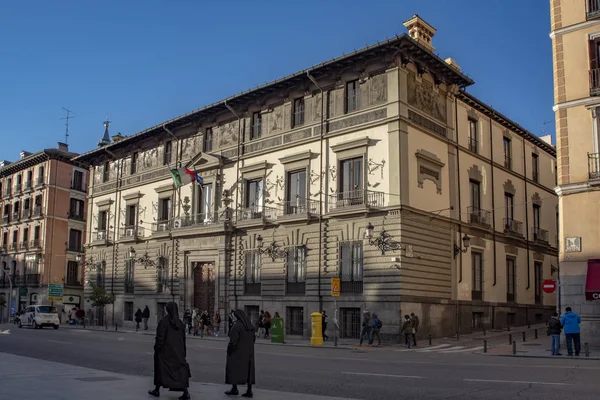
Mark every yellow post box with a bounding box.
[311,312,323,346]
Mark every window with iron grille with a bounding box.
[163,141,172,165]
[340,308,361,339]
[339,241,363,293]
[68,229,82,252]
[124,302,134,321]
[244,250,261,295]
[534,262,542,304]
[286,246,306,294]
[472,252,483,301]
[468,118,478,153]
[204,128,213,152]
[293,98,305,127]
[157,257,168,293]
[69,198,85,220]
[66,261,79,286]
[251,112,262,140]
[285,307,304,336]
[506,258,516,302]
[124,259,135,293]
[346,80,360,113]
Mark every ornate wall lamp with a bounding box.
[256,234,288,261]
[365,222,400,255]
[453,234,471,258]
[128,247,156,269]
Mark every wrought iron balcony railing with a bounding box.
[503,218,523,236]
[32,206,43,218]
[120,226,146,240]
[589,0,600,20]
[280,198,320,217]
[533,227,549,243]
[468,137,478,153]
[591,68,600,96]
[26,274,40,286]
[234,206,278,223]
[588,153,600,179]
[468,206,491,227]
[329,190,385,211]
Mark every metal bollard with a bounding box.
[535,329,538,339]
[509,334,512,344]
[484,340,488,353]
[522,331,526,342]
[428,334,432,346]
[512,341,517,355]
[483,327,486,336]
[585,343,590,357]
[115,323,118,331]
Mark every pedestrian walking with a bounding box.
[370,313,382,346]
[142,306,150,331]
[561,307,582,356]
[410,312,419,347]
[214,311,222,337]
[193,311,201,337]
[148,302,191,400]
[401,315,414,348]
[256,310,265,338]
[225,310,256,398]
[183,309,192,334]
[357,311,372,347]
[263,311,272,339]
[135,308,143,332]
[547,312,562,356]
[321,310,329,341]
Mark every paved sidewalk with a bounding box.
[0,352,356,400]
[475,335,600,360]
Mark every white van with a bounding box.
[18,305,60,329]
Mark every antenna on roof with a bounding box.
[541,120,553,136]
[61,107,75,144]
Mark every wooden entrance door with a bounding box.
[193,263,215,313]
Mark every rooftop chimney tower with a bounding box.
[403,14,436,52]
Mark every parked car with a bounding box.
[18,305,60,329]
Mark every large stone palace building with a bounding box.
[74,15,558,339]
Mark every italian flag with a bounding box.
[170,167,203,188]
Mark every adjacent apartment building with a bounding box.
[551,0,600,342]
[75,15,558,338]
[0,143,88,321]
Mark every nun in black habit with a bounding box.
[148,302,191,400]
[225,309,256,398]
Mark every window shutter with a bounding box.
[590,39,599,70]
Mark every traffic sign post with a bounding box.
[48,284,64,302]
[331,277,340,297]
[542,279,557,294]
[331,277,340,347]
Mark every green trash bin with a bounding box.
[270,317,284,343]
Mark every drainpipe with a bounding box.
[104,147,122,326]
[489,114,497,287]
[307,71,325,312]
[454,95,463,338]
[163,124,179,303]
[225,100,242,311]
[47,155,58,306]
[523,136,531,326]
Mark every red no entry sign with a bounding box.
[542,279,557,294]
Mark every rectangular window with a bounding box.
[68,229,82,252]
[26,171,32,189]
[505,193,514,221]
[469,180,481,210]
[22,198,30,218]
[251,112,262,140]
[158,198,171,221]
[468,119,478,153]
[5,178,11,196]
[204,128,213,152]
[245,179,264,210]
[72,170,84,191]
[472,252,483,301]
[98,210,108,231]
[163,141,172,165]
[346,80,360,113]
[293,98,305,127]
[534,262,542,304]
[126,204,137,227]
[124,302,134,321]
[503,137,512,169]
[506,258,516,302]
[124,259,134,293]
[286,246,306,294]
[286,170,307,214]
[33,226,40,242]
[66,261,79,286]
[156,257,169,293]
[16,174,22,192]
[339,157,363,196]
[37,166,44,186]
[531,154,539,182]
[13,201,20,220]
[197,184,213,222]
[533,205,541,230]
[244,250,261,295]
[130,152,138,174]
[339,241,363,293]
[588,0,600,20]
[102,162,110,182]
[285,307,304,336]
[69,199,85,220]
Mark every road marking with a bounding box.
[399,344,449,351]
[464,379,572,386]
[418,345,464,352]
[47,340,70,344]
[440,346,484,353]
[342,372,425,379]
[0,329,10,335]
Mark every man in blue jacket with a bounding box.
[561,307,582,356]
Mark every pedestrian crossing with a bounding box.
[396,343,484,354]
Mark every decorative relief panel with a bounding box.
[312,93,323,122]
[407,72,447,123]
[370,73,387,105]
[467,165,483,182]
[283,128,312,144]
[245,136,283,154]
[270,105,284,133]
[531,192,542,206]
[218,120,239,149]
[503,179,516,195]
[407,109,447,138]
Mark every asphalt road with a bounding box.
[1,324,599,400]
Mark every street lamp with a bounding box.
[454,234,471,258]
[256,235,288,261]
[365,222,399,255]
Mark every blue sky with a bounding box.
[0,1,554,160]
